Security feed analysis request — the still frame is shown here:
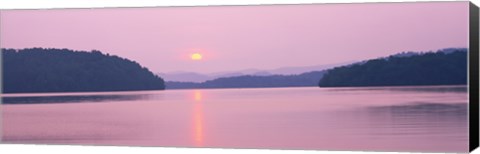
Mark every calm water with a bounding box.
[1,86,469,153]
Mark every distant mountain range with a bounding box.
[166,71,326,89]
[162,47,462,83]
[164,47,467,90]
[157,72,212,83]
[158,61,353,82]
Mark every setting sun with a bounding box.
[191,53,202,60]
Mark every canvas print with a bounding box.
[0,2,474,153]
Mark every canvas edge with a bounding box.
[0,1,475,153]
[0,1,469,11]
[0,9,3,143]
[469,1,480,153]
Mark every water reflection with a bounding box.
[368,102,467,116]
[194,90,202,101]
[362,102,467,137]
[192,90,204,147]
[327,85,467,93]
[1,87,468,152]
[2,94,150,104]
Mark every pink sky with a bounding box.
[0,2,469,73]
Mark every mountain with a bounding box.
[2,48,165,93]
[377,47,464,59]
[318,48,467,87]
[267,61,355,75]
[212,69,274,78]
[157,72,212,83]
[439,47,467,54]
[166,71,325,89]
[210,68,264,77]
[158,61,351,82]
[389,51,421,58]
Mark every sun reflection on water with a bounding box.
[192,90,204,147]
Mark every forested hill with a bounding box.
[318,48,467,87]
[166,71,325,89]
[2,48,165,93]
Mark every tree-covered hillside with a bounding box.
[2,48,165,93]
[318,48,467,87]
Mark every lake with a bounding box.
[1,86,469,153]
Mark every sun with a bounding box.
[191,53,203,60]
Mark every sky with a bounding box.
[0,2,469,74]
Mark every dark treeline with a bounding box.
[318,48,467,87]
[166,71,325,89]
[2,48,165,93]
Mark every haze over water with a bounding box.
[2,86,468,153]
